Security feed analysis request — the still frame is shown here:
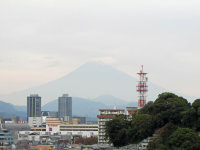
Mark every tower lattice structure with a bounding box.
[137,65,148,108]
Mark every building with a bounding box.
[72,117,86,124]
[0,129,14,148]
[59,124,98,137]
[27,94,41,119]
[41,111,58,125]
[97,107,125,144]
[46,117,63,133]
[41,111,58,118]
[58,94,72,122]
[126,107,138,120]
[28,117,42,127]
[126,107,138,115]
[44,117,98,137]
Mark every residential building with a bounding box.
[27,94,41,119]
[97,107,125,144]
[58,94,72,122]
[126,107,138,120]
[126,107,138,115]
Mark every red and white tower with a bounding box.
[137,65,148,108]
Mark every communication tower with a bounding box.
[137,65,148,108]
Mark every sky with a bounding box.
[0,0,200,99]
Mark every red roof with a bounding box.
[97,115,117,119]
[99,109,124,111]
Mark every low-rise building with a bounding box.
[28,117,42,127]
[0,129,14,148]
[60,124,98,137]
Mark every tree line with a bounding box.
[105,92,200,150]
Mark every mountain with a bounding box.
[93,95,138,109]
[0,101,26,120]
[93,95,129,106]
[42,95,138,119]
[14,105,26,112]
[0,62,169,105]
[42,97,109,118]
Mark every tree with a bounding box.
[129,114,154,144]
[105,116,130,147]
[168,128,200,150]
[181,108,196,129]
[192,99,200,110]
[191,99,200,131]
[104,92,200,149]
[152,93,190,126]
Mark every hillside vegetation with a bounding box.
[105,92,200,150]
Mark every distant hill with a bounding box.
[0,62,170,105]
[0,101,26,120]
[42,95,137,119]
[0,95,137,121]
[42,97,108,118]
[93,95,128,106]
[93,95,138,107]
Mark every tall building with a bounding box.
[97,107,125,144]
[27,94,41,118]
[58,94,72,122]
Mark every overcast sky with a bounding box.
[0,0,200,99]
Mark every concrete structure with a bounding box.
[72,117,86,124]
[27,94,41,119]
[46,117,62,133]
[41,111,58,125]
[60,124,98,137]
[45,117,98,137]
[126,107,138,120]
[41,111,58,118]
[58,94,72,122]
[4,123,30,131]
[28,117,42,127]
[97,108,125,144]
[0,129,14,148]
[126,107,138,115]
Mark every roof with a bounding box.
[97,115,118,119]
[31,145,52,149]
[99,109,124,111]
[126,107,138,108]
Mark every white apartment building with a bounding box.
[97,108,125,144]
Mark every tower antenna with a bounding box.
[137,65,148,108]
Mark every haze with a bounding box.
[0,0,200,99]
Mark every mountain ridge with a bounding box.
[0,62,169,105]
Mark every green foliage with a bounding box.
[168,128,200,150]
[192,99,200,109]
[105,116,130,147]
[181,108,196,128]
[129,114,154,144]
[160,123,177,143]
[105,92,200,149]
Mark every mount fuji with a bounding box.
[0,62,178,105]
